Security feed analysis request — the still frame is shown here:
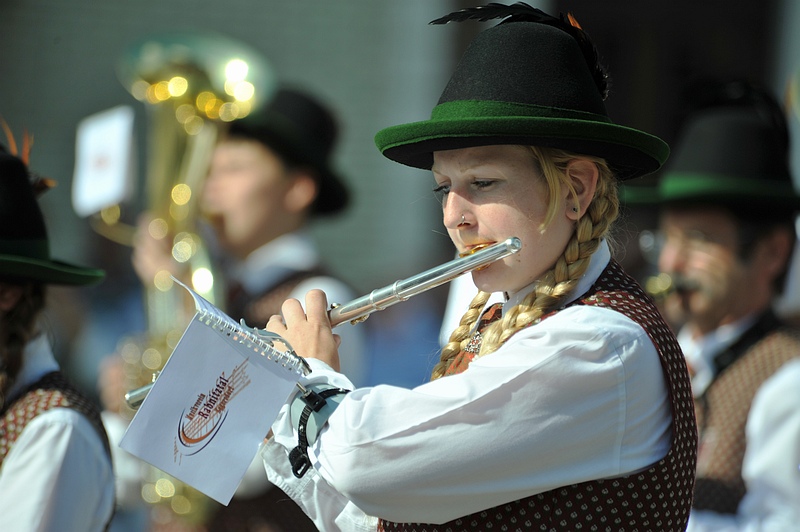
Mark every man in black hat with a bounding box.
[0,145,114,530]
[126,86,364,531]
[627,81,800,531]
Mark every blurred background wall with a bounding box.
[0,0,464,288]
[2,0,799,388]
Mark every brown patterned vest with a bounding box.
[0,370,112,466]
[692,310,800,514]
[380,260,697,532]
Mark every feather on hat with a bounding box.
[0,125,104,286]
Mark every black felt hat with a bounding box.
[227,87,349,215]
[374,4,669,180]
[623,81,800,214]
[0,148,105,285]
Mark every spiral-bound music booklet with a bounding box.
[119,280,306,505]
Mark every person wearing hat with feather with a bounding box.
[258,4,697,531]
[0,142,114,530]
[625,80,800,531]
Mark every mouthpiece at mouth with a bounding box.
[459,243,492,258]
[645,273,700,299]
[459,242,499,271]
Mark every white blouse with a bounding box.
[0,334,115,532]
[262,242,673,530]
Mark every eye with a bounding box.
[684,229,714,245]
[472,179,495,190]
[432,183,450,204]
[662,228,718,251]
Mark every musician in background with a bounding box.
[259,5,697,530]
[117,86,365,531]
[626,80,800,531]
[0,145,114,530]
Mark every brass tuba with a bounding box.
[105,32,275,527]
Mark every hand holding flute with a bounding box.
[124,237,521,408]
[263,236,522,369]
[267,290,343,371]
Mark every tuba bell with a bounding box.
[102,31,275,527]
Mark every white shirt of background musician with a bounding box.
[677,315,756,396]
[231,230,367,388]
[679,323,800,532]
[0,334,115,532]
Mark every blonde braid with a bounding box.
[431,290,492,380]
[478,147,618,357]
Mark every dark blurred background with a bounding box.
[2,0,799,390]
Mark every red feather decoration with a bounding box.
[2,117,56,196]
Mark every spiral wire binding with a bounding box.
[178,278,310,376]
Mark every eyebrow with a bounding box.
[431,159,505,176]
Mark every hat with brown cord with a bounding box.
[0,145,104,285]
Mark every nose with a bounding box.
[201,176,216,200]
[658,235,687,275]
[442,191,470,229]
[442,192,469,229]
[200,170,224,210]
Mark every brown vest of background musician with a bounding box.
[692,313,800,514]
[380,260,697,532]
[0,371,112,466]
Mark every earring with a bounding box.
[572,207,579,213]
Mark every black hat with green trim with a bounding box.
[0,147,105,286]
[622,80,800,214]
[374,3,669,180]
[227,87,349,215]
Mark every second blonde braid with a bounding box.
[431,290,491,380]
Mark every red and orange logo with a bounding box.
[174,358,251,461]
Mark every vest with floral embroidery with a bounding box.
[379,260,697,532]
[0,371,111,466]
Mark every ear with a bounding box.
[564,158,599,221]
[754,226,794,282]
[284,171,319,214]
[0,283,24,312]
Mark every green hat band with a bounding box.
[375,98,670,177]
[0,238,49,259]
[662,172,799,199]
[431,100,613,123]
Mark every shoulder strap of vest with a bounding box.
[4,371,111,456]
[712,309,784,376]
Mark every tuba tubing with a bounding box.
[125,237,521,408]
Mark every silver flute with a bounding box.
[125,237,521,408]
[328,236,521,326]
